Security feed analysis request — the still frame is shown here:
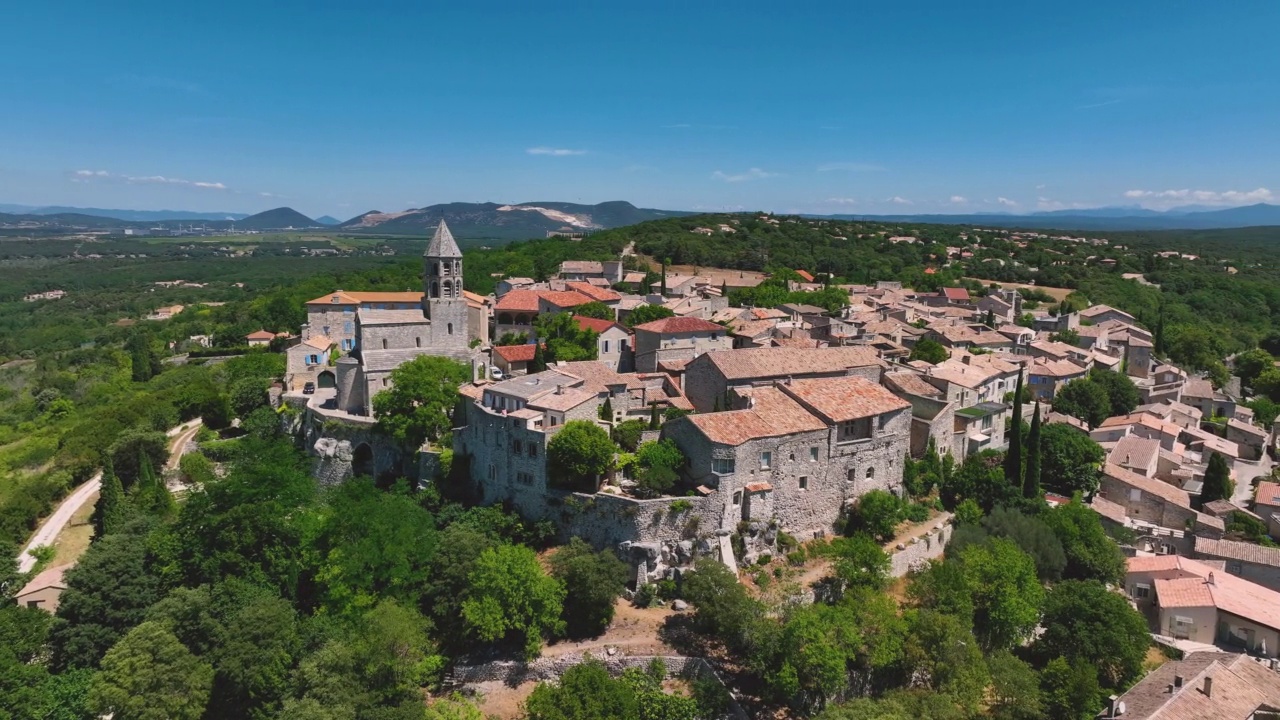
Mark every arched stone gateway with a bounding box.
[352,442,375,478]
[317,370,336,389]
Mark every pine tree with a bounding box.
[649,402,660,430]
[134,448,175,519]
[1200,452,1234,506]
[91,461,130,540]
[1023,403,1041,499]
[531,343,547,373]
[127,331,154,382]
[1004,372,1024,486]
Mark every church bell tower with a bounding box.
[423,219,469,354]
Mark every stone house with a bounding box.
[1097,462,1220,547]
[246,330,276,347]
[1080,304,1138,326]
[1252,481,1280,539]
[537,290,594,318]
[492,343,538,377]
[975,290,1019,323]
[1193,537,1280,594]
[565,282,622,314]
[1028,357,1087,400]
[286,335,336,391]
[304,290,423,352]
[1184,377,1236,419]
[1226,418,1268,461]
[572,315,633,372]
[632,316,732,373]
[558,260,623,284]
[1107,435,1163,477]
[1096,650,1280,720]
[1135,364,1188,404]
[1125,555,1280,657]
[682,346,883,412]
[664,375,911,543]
[495,277,536,298]
[494,290,542,340]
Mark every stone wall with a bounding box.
[888,516,954,577]
[451,653,747,720]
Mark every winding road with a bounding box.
[15,419,203,573]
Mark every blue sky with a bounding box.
[2,1,1278,219]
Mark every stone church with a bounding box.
[291,220,482,415]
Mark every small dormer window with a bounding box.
[331,296,340,304]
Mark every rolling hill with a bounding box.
[338,200,690,239]
[827,203,1280,231]
[234,207,322,230]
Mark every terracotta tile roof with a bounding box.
[1255,481,1280,508]
[528,387,596,412]
[883,370,944,398]
[633,316,724,334]
[1227,418,1268,439]
[750,308,788,320]
[1030,356,1087,378]
[302,335,333,350]
[540,290,593,309]
[684,387,825,445]
[1194,537,1280,568]
[781,376,910,423]
[794,269,815,282]
[565,281,621,302]
[494,344,538,363]
[1109,435,1161,470]
[744,481,774,492]
[729,318,778,338]
[941,287,970,302]
[1153,577,1215,608]
[925,361,997,389]
[572,315,626,334]
[494,289,543,312]
[246,330,275,341]
[701,346,881,381]
[554,361,632,393]
[1103,462,1190,507]
[1088,495,1129,524]
[17,564,70,596]
[306,290,422,306]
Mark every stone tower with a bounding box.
[423,219,469,354]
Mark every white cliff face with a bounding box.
[496,205,600,228]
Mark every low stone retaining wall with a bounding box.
[452,653,747,719]
[888,514,954,578]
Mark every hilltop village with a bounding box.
[274,220,1279,593]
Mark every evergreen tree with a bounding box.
[599,397,613,421]
[649,402,660,430]
[91,461,130,540]
[1023,403,1042,499]
[134,447,175,519]
[531,343,547,373]
[720,280,728,298]
[660,258,670,295]
[1004,373,1024,486]
[126,331,155,382]
[1200,452,1233,506]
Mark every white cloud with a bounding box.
[526,147,587,156]
[1123,187,1273,207]
[949,195,967,204]
[712,168,778,182]
[1036,196,1067,211]
[997,197,1018,207]
[125,175,227,190]
[74,169,109,177]
[817,162,882,172]
[1035,184,1046,190]
[887,196,912,205]
[824,197,858,205]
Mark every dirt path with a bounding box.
[541,601,678,658]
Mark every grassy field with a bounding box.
[50,491,96,566]
[963,277,1075,302]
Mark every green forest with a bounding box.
[0,215,1277,719]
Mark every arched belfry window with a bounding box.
[442,280,452,298]
[429,262,438,276]
[430,281,439,299]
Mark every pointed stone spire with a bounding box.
[424,218,462,258]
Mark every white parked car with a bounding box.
[489,366,504,381]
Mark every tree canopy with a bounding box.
[373,354,470,450]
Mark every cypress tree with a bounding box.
[91,461,129,540]
[600,397,613,421]
[531,343,546,373]
[649,402,660,430]
[720,280,728,298]
[134,448,175,519]
[1023,403,1041,499]
[1201,452,1234,506]
[1004,372,1024,486]
[660,259,669,296]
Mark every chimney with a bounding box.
[1202,676,1213,698]
[555,384,564,395]
[1125,453,1131,465]
[1174,674,1184,689]
[786,375,793,386]
[1208,572,1215,586]
[962,354,971,366]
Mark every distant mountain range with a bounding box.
[338,200,690,239]
[824,203,1280,231]
[0,203,250,222]
[5,200,1280,236]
